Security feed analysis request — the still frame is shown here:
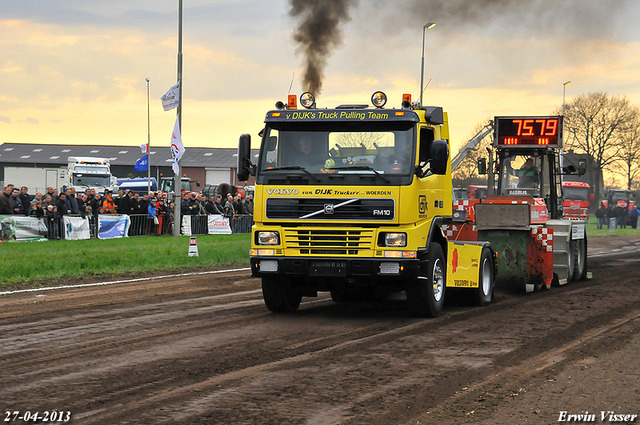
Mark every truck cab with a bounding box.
[562,181,591,219]
[65,156,118,194]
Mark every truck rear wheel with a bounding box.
[476,247,494,306]
[262,277,302,313]
[572,238,587,281]
[407,242,446,317]
[567,239,576,282]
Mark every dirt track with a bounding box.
[1,235,640,424]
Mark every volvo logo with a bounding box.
[324,203,335,214]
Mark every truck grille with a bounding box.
[283,228,375,255]
[266,198,395,221]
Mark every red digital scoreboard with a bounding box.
[494,116,562,148]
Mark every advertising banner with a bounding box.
[208,215,232,234]
[63,216,91,240]
[97,214,130,239]
[0,216,48,242]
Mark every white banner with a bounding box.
[208,215,232,234]
[161,81,180,111]
[181,215,191,236]
[63,216,91,240]
[171,114,184,175]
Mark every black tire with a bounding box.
[476,247,494,306]
[567,239,576,282]
[261,277,302,313]
[573,238,587,281]
[407,242,446,317]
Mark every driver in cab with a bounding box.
[286,136,315,166]
[516,158,539,188]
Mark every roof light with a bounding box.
[402,93,412,109]
[300,92,315,109]
[288,94,298,109]
[371,91,387,108]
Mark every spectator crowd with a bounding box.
[1,183,254,239]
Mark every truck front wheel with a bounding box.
[262,277,302,313]
[407,242,446,317]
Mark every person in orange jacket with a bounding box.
[101,190,117,214]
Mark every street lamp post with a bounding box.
[419,22,436,105]
[562,80,571,116]
[145,78,151,195]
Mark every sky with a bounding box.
[1,0,640,155]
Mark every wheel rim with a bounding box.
[481,257,491,295]
[432,258,444,302]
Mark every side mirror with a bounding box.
[477,158,487,175]
[195,181,201,187]
[429,139,449,175]
[578,159,587,175]
[237,134,254,181]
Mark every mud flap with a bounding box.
[446,241,484,289]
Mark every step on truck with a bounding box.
[237,91,497,317]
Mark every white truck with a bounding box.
[63,157,119,194]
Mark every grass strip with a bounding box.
[0,234,250,289]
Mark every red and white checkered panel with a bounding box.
[531,227,554,252]
[453,199,479,221]
[442,224,456,238]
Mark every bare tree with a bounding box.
[613,113,640,190]
[561,92,638,202]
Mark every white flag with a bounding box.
[139,144,148,154]
[161,81,180,111]
[170,114,184,175]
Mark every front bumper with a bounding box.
[250,256,420,280]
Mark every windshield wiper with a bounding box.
[262,166,319,182]
[330,166,390,183]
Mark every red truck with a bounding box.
[562,181,591,219]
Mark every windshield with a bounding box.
[611,192,629,203]
[498,154,545,196]
[453,188,468,200]
[563,187,589,201]
[258,123,415,176]
[72,174,111,187]
[161,180,191,192]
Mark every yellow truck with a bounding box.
[237,91,496,317]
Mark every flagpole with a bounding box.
[146,78,151,195]
[173,0,183,237]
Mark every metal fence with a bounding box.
[0,213,254,242]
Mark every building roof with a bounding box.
[0,142,259,168]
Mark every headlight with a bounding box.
[371,91,387,108]
[257,231,280,245]
[384,232,406,247]
[300,92,315,109]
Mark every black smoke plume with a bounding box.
[289,0,357,96]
